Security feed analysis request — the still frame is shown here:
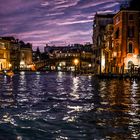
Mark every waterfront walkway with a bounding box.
[96,73,140,80]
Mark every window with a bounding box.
[128,26,134,38]
[128,42,133,53]
[115,16,120,24]
[129,14,134,20]
[115,28,120,39]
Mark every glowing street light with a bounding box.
[73,58,79,66]
[73,58,79,76]
[88,64,92,67]
[9,63,12,68]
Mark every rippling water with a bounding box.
[0,72,140,140]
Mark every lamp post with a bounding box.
[73,58,79,76]
[88,64,92,74]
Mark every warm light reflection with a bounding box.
[0,69,140,139]
[130,81,138,112]
[57,71,63,78]
[63,115,76,122]
[56,136,68,140]
[70,77,79,99]
[101,53,105,72]
[19,71,26,92]
[2,113,17,126]
[131,80,137,95]
[67,105,82,112]
[20,71,25,75]
[36,71,40,80]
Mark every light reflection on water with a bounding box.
[0,72,140,140]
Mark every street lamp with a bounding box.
[9,63,12,70]
[88,64,92,73]
[73,58,79,76]
[88,64,91,67]
[74,59,79,66]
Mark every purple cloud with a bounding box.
[0,0,122,51]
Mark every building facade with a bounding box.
[44,44,93,72]
[92,14,114,74]
[104,24,114,73]
[0,39,11,71]
[0,37,33,71]
[113,10,140,74]
[20,43,33,70]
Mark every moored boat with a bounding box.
[1,70,14,77]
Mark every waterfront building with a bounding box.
[113,10,140,74]
[0,36,34,71]
[19,43,33,70]
[92,13,114,74]
[0,38,11,71]
[92,0,140,75]
[1,37,20,71]
[44,44,93,72]
[10,41,20,71]
[104,24,114,73]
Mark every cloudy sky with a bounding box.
[0,0,123,50]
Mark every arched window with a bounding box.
[128,42,133,53]
[128,26,134,38]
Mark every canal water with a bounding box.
[0,72,140,140]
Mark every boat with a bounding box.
[2,70,14,77]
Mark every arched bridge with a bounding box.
[34,56,92,71]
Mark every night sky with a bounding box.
[0,0,122,50]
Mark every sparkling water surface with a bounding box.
[0,72,140,140]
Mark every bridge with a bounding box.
[33,56,92,71]
[33,60,48,70]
